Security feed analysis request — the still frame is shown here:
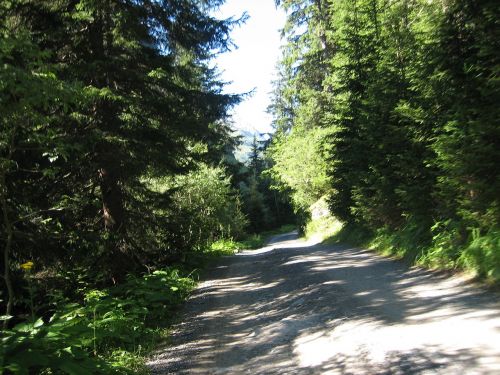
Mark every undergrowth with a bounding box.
[304,215,342,242]
[1,228,298,374]
[212,224,297,253]
[301,196,499,285]
[0,225,300,374]
[1,268,195,374]
[322,220,500,285]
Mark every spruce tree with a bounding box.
[5,0,239,277]
[431,0,500,232]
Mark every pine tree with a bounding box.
[272,0,499,276]
[431,0,500,232]
[5,0,239,277]
[323,0,380,224]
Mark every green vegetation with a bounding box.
[248,224,298,247]
[2,0,498,372]
[267,126,332,216]
[211,224,298,253]
[167,165,248,251]
[0,1,296,373]
[324,225,500,283]
[270,0,499,282]
[302,198,342,242]
[1,267,195,374]
[1,230,277,373]
[236,135,296,233]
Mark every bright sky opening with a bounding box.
[214,1,286,134]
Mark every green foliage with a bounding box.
[304,199,343,242]
[169,164,248,251]
[208,233,271,254]
[236,133,296,233]
[417,220,464,268]
[240,175,273,232]
[323,223,373,248]
[209,239,241,256]
[209,224,298,253]
[1,0,248,359]
[459,230,500,280]
[238,234,267,250]
[1,0,240,284]
[330,221,500,284]
[0,268,195,374]
[430,0,500,232]
[0,0,292,373]
[369,221,432,263]
[416,222,500,280]
[268,126,332,213]
[272,0,499,281]
[1,317,113,374]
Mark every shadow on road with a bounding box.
[148,232,500,374]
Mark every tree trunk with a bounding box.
[91,1,125,234]
[89,1,132,280]
[99,165,124,232]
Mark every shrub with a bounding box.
[0,268,195,374]
[459,230,500,280]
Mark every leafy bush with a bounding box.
[209,239,241,255]
[267,126,332,213]
[459,230,500,280]
[304,198,343,242]
[207,224,299,255]
[204,235,268,256]
[170,165,248,251]
[237,234,265,250]
[0,268,195,374]
[417,220,464,268]
[1,316,113,374]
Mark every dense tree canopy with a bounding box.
[1,0,498,372]
[1,0,241,277]
[270,0,499,276]
[1,0,276,371]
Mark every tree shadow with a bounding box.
[148,233,500,374]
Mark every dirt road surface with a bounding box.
[147,231,500,374]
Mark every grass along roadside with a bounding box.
[1,228,295,374]
[210,224,297,254]
[1,268,196,374]
[0,226,298,374]
[179,225,296,276]
[301,196,499,286]
[305,215,500,286]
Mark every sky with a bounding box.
[213,1,286,134]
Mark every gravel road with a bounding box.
[147,231,500,374]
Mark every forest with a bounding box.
[1,0,499,373]
[269,0,499,279]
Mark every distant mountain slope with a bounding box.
[233,129,271,162]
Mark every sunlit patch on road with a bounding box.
[148,232,500,374]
